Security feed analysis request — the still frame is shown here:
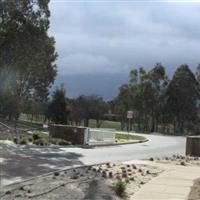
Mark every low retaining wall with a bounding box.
[49,124,88,145]
[186,136,200,157]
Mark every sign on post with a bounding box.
[127,111,133,119]
[127,111,133,137]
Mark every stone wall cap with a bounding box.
[49,124,86,129]
[187,136,200,138]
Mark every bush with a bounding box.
[114,179,126,197]
[33,139,46,146]
[13,137,18,144]
[32,133,40,141]
[49,138,58,145]
[54,172,60,176]
[19,138,27,145]
[57,139,71,146]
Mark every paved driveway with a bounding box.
[0,133,185,186]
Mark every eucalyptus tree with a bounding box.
[0,0,57,120]
[166,65,199,134]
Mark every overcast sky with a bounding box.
[49,0,200,99]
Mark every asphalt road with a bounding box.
[0,133,186,186]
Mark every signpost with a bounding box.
[127,111,133,138]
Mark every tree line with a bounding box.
[45,64,200,135]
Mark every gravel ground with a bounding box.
[0,163,162,200]
[149,154,200,166]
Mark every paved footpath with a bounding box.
[129,162,200,200]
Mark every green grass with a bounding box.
[115,133,146,141]
[19,113,44,124]
[88,119,121,130]
[19,114,122,130]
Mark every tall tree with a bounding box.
[46,86,69,124]
[0,0,57,120]
[166,65,199,134]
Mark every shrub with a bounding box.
[19,138,27,145]
[54,172,60,176]
[13,137,18,144]
[32,133,40,141]
[180,161,186,166]
[57,139,71,146]
[149,157,154,161]
[49,138,58,145]
[33,139,46,146]
[102,171,107,178]
[70,173,79,179]
[114,179,126,197]
[109,171,113,178]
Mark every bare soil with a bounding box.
[0,163,162,200]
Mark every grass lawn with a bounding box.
[115,133,146,141]
[88,119,121,130]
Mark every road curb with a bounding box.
[82,139,149,148]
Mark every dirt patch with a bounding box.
[188,178,200,200]
[0,163,162,200]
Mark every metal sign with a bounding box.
[127,111,133,119]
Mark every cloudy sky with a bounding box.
[49,0,200,99]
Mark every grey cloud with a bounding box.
[48,1,200,97]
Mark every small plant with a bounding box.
[54,172,60,176]
[102,170,107,178]
[19,138,27,145]
[146,170,150,174]
[180,161,186,166]
[33,139,45,146]
[122,172,127,178]
[57,139,71,146]
[32,133,40,141]
[109,171,113,178]
[132,164,137,169]
[5,190,11,195]
[194,157,199,160]
[13,137,18,144]
[125,178,130,183]
[149,157,154,161]
[106,162,111,168]
[114,178,126,197]
[138,168,143,173]
[71,172,79,179]
[92,168,97,172]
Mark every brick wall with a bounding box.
[49,124,88,145]
[186,136,200,157]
